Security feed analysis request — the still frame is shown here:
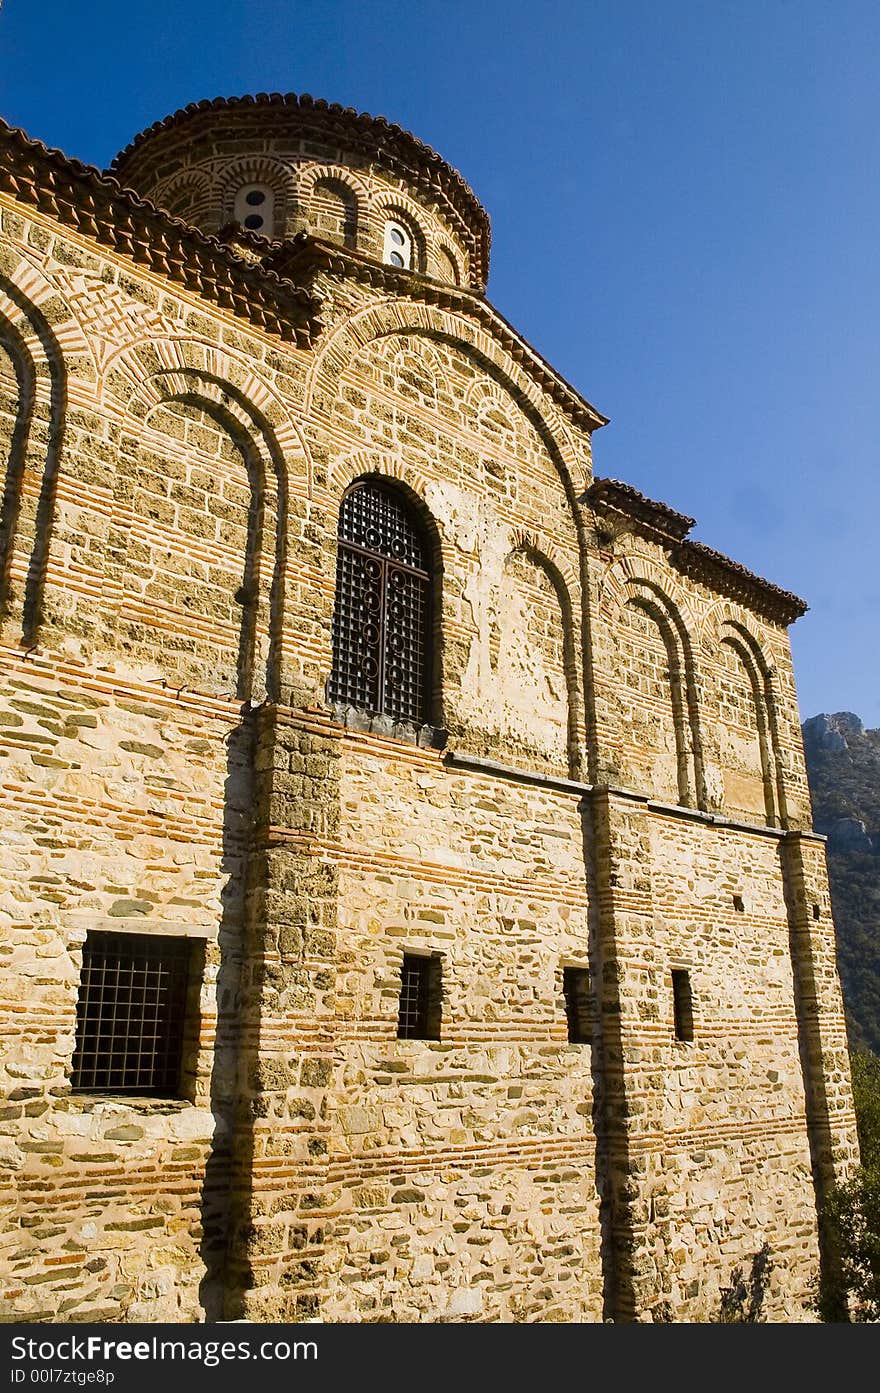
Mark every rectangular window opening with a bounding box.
[562,966,591,1044]
[671,968,694,1042]
[71,931,196,1097]
[397,953,442,1040]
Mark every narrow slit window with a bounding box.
[671,968,694,1043]
[732,894,745,913]
[70,931,193,1096]
[397,953,441,1040]
[562,966,591,1044]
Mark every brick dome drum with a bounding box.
[109,92,491,289]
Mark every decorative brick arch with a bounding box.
[150,169,214,225]
[297,165,367,249]
[0,251,92,643]
[463,377,536,481]
[358,331,450,412]
[0,249,96,380]
[437,242,462,286]
[217,157,298,237]
[306,301,584,502]
[612,572,706,809]
[375,197,428,272]
[703,605,786,826]
[508,525,580,598]
[297,163,370,205]
[105,335,310,485]
[327,446,434,502]
[505,530,586,780]
[597,551,697,627]
[701,600,777,670]
[106,339,310,702]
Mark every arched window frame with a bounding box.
[383,218,414,270]
[312,175,359,248]
[233,184,276,237]
[328,480,433,727]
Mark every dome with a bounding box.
[108,93,491,289]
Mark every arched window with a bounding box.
[383,219,413,270]
[328,480,431,725]
[233,184,275,236]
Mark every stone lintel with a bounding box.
[65,913,219,938]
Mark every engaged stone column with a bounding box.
[586,787,665,1322]
[781,830,860,1314]
[224,705,341,1321]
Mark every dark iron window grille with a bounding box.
[671,968,694,1042]
[328,481,431,724]
[562,966,591,1044]
[397,953,441,1040]
[70,931,192,1096]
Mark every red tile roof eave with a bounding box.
[671,540,808,625]
[587,477,695,538]
[277,233,610,434]
[587,477,808,626]
[0,117,322,344]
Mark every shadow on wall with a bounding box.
[0,279,66,647]
[718,1243,773,1322]
[197,710,255,1321]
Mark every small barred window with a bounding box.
[397,954,442,1040]
[70,932,194,1096]
[328,480,431,725]
[562,966,591,1044]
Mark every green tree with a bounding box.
[822,1050,880,1321]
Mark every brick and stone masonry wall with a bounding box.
[0,179,859,1323]
[0,201,315,1321]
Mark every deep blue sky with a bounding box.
[2,0,877,724]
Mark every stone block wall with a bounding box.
[0,203,312,1321]
[322,740,602,1322]
[0,168,859,1324]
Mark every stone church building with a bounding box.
[0,93,859,1323]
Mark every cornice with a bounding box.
[586,477,695,541]
[586,476,807,626]
[275,233,609,433]
[669,539,807,625]
[0,118,323,346]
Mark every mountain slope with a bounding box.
[802,712,880,1056]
